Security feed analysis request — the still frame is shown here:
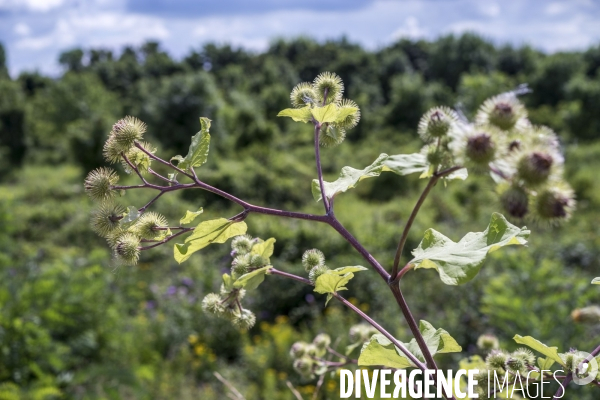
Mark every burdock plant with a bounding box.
[85,73,598,399]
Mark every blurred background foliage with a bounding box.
[0,33,599,399]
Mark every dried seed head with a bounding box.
[114,232,141,265]
[84,167,119,201]
[313,72,344,105]
[319,124,347,147]
[418,107,458,142]
[533,185,576,222]
[500,185,529,219]
[91,202,125,237]
[302,249,326,272]
[517,151,554,186]
[133,212,168,239]
[232,234,254,255]
[202,293,224,314]
[290,82,317,108]
[465,133,495,165]
[476,94,527,131]
[232,309,256,331]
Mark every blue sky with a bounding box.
[1,0,600,76]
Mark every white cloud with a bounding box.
[391,16,427,40]
[0,0,67,12]
[14,23,31,36]
[478,2,500,18]
[15,11,169,51]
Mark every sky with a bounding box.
[1,0,600,76]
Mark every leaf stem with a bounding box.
[314,124,331,213]
[391,165,464,281]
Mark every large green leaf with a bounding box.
[180,208,203,224]
[174,218,247,263]
[358,334,414,369]
[313,266,366,306]
[277,107,313,123]
[311,103,339,123]
[311,153,466,201]
[234,266,272,290]
[171,118,211,171]
[250,238,276,262]
[410,213,530,285]
[358,321,461,369]
[513,335,565,366]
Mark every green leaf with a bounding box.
[174,218,247,264]
[250,238,276,262]
[358,334,414,369]
[122,206,140,224]
[358,321,461,369]
[335,106,359,123]
[538,357,555,371]
[180,208,204,224]
[331,266,367,274]
[410,213,530,285]
[314,271,354,295]
[513,335,565,366]
[222,273,234,291]
[311,103,339,123]
[311,153,466,201]
[171,117,211,171]
[592,277,600,285]
[234,266,272,290]
[313,266,366,305]
[277,107,313,122]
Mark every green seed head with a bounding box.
[336,99,361,130]
[202,293,225,314]
[121,141,155,174]
[91,202,125,237]
[110,116,146,150]
[512,348,536,367]
[309,265,330,284]
[293,357,314,377]
[313,333,331,350]
[477,334,500,351]
[84,167,119,201]
[133,212,168,240]
[486,350,509,371]
[290,341,308,358]
[418,107,458,142]
[231,234,254,255]
[290,82,318,108]
[313,72,344,105]
[232,309,256,331]
[114,232,141,265]
[302,249,326,272]
[319,124,347,147]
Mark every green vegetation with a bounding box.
[1,34,600,399]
